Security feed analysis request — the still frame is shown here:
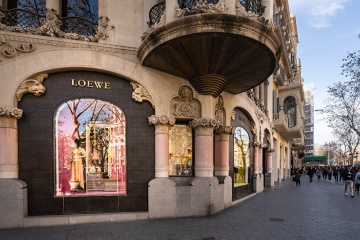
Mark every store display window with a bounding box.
[168,124,193,176]
[54,98,126,196]
[233,127,250,187]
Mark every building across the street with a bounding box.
[0,0,305,229]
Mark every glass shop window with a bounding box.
[54,98,126,196]
[168,124,193,176]
[233,127,250,187]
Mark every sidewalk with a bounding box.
[1,177,359,240]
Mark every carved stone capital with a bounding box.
[16,73,48,101]
[216,125,235,135]
[253,141,262,147]
[189,118,220,130]
[266,148,275,153]
[0,106,23,119]
[130,81,155,109]
[148,115,175,126]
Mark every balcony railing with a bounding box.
[0,8,98,37]
[239,0,265,16]
[148,1,166,28]
[147,0,266,28]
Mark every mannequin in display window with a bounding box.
[69,138,85,191]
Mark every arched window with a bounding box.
[284,96,296,128]
[54,98,126,196]
[233,127,250,186]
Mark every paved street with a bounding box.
[1,177,359,240]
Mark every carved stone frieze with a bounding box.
[1,41,35,58]
[130,82,155,109]
[0,8,114,43]
[175,0,225,18]
[189,118,220,129]
[148,115,176,126]
[0,106,23,119]
[16,73,48,101]
[0,35,137,61]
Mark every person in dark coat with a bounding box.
[294,170,301,187]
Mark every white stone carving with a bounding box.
[130,81,155,109]
[215,95,225,125]
[171,85,200,119]
[0,8,114,43]
[148,115,176,126]
[1,42,35,58]
[0,106,23,119]
[175,0,225,18]
[16,73,48,101]
[189,118,220,129]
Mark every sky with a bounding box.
[288,0,360,145]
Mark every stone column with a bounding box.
[166,0,176,23]
[253,142,261,174]
[261,0,273,21]
[148,115,175,178]
[189,118,220,177]
[214,126,234,176]
[260,83,264,106]
[225,0,236,14]
[265,147,275,187]
[46,0,60,12]
[0,107,23,178]
[255,86,260,101]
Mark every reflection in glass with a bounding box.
[169,125,192,176]
[234,127,250,186]
[55,99,126,196]
[284,96,296,128]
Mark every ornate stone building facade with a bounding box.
[0,0,304,228]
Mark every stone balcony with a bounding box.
[137,0,281,97]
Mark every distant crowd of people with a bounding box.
[291,165,360,198]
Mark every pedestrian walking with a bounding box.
[327,167,332,181]
[316,167,322,180]
[355,168,360,194]
[333,167,339,182]
[294,170,301,187]
[343,165,355,198]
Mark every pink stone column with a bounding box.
[214,126,234,176]
[266,150,274,174]
[148,115,175,178]
[0,107,23,178]
[190,118,219,177]
[253,143,261,174]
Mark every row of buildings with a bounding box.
[0,0,312,228]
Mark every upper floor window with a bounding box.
[284,96,296,128]
[62,0,98,22]
[54,98,126,197]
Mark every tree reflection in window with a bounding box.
[284,96,296,128]
[63,0,98,22]
[168,125,193,176]
[234,127,250,186]
[54,98,126,196]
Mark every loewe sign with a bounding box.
[71,79,111,89]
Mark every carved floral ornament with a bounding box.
[16,73,48,101]
[0,106,23,119]
[175,0,225,18]
[148,115,176,126]
[189,118,221,129]
[0,37,35,60]
[0,8,114,42]
[216,125,235,134]
[130,82,155,109]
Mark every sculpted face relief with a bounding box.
[71,79,111,89]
